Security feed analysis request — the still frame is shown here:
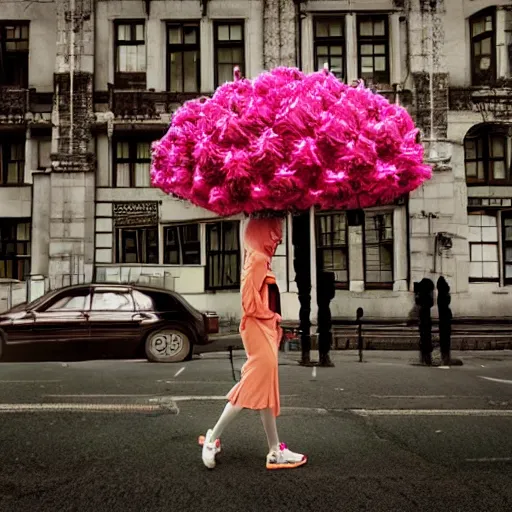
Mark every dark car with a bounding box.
[0,284,219,363]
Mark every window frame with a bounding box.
[166,21,201,93]
[501,211,512,285]
[469,8,496,87]
[0,218,31,281]
[115,225,159,265]
[205,220,241,291]
[313,16,346,81]
[113,20,147,89]
[112,136,153,188]
[163,223,201,265]
[0,138,25,186]
[213,20,245,88]
[363,210,394,290]
[43,288,92,312]
[356,14,390,85]
[0,21,29,88]
[90,289,135,312]
[464,125,511,185]
[467,209,500,283]
[315,211,349,289]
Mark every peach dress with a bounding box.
[227,218,283,417]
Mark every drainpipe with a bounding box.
[69,0,75,154]
[294,0,303,70]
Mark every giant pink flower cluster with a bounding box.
[151,67,431,216]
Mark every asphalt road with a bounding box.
[1,350,512,512]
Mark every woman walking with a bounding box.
[200,217,307,470]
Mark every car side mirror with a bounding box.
[24,310,36,319]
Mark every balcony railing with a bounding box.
[108,89,209,120]
[449,85,512,121]
[0,87,28,121]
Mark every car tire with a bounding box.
[145,327,192,363]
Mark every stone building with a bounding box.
[0,0,511,323]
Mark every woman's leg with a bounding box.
[211,402,243,439]
[202,402,243,469]
[260,408,280,452]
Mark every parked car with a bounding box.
[0,284,219,363]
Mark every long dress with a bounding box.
[226,219,283,417]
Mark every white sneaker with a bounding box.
[200,429,221,469]
[266,442,308,470]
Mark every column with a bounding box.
[390,13,402,86]
[345,14,357,83]
[200,18,214,91]
[496,8,508,79]
[393,206,408,291]
[301,14,314,74]
[348,223,365,292]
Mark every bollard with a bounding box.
[437,276,453,366]
[356,307,364,362]
[414,278,434,365]
[228,346,238,382]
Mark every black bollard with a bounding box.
[356,307,364,362]
[437,276,452,366]
[317,271,336,367]
[414,278,434,365]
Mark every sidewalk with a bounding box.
[206,325,512,352]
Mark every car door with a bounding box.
[28,287,92,344]
[87,287,141,345]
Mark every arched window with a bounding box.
[469,8,496,86]
[464,124,511,184]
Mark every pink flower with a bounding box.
[151,66,431,215]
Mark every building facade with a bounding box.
[0,0,511,323]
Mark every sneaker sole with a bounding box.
[266,457,308,470]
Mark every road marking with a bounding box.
[0,403,169,413]
[174,367,186,378]
[45,394,162,398]
[0,380,61,383]
[371,395,449,399]
[466,457,512,463]
[351,409,512,417]
[479,376,512,385]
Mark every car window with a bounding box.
[91,291,134,311]
[44,290,91,312]
[132,290,155,311]
[151,292,178,312]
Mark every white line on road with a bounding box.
[44,394,162,398]
[351,409,512,417]
[0,403,163,413]
[466,457,512,463]
[370,395,479,399]
[174,367,186,378]
[0,380,61,383]
[479,376,512,385]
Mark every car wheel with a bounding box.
[145,327,192,363]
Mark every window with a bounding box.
[315,212,348,286]
[132,290,155,311]
[470,9,495,86]
[502,214,512,285]
[0,23,29,87]
[364,211,393,288]
[357,16,389,85]
[45,289,91,312]
[464,124,510,184]
[114,21,146,89]
[468,212,499,282]
[115,227,158,264]
[206,221,240,290]
[0,219,30,280]
[214,21,245,87]
[167,22,200,93]
[0,140,25,185]
[164,224,200,265]
[91,290,134,311]
[314,17,345,81]
[114,139,151,187]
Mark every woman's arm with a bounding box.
[241,252,279,320]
